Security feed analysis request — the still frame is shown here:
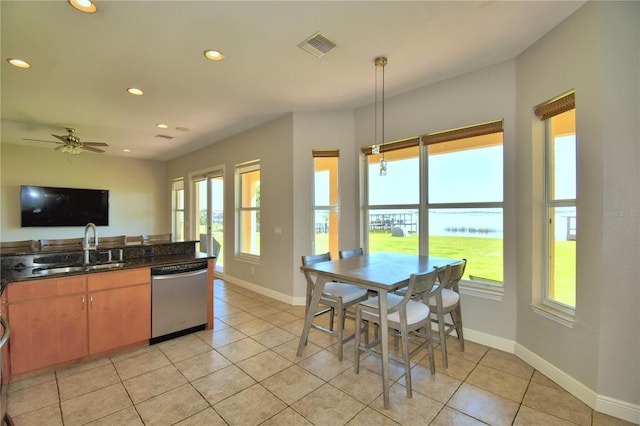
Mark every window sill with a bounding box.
[235,253,260,265]
[459,281,504,301]
[531,303,575,328]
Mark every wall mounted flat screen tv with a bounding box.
[21,185,109,227]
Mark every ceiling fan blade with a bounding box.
[81,146,105,153]
[51,133,68,142]
[23,138,63,144]
[82,142,109,147]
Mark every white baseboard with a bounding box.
[221,274,307,306]
[464,327,640,424]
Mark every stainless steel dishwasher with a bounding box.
[150,260,208,344]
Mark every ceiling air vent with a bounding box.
[155,134,174,140]
[298,32,337,58]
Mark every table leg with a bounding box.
[297,276,328,356]
[379,288,390,409]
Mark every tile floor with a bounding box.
[7,279,637,426]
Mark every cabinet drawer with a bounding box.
[7,276,87,303]
[87,268,150,291]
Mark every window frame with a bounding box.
[235,160,260,262]
[171,178,185,242]
[313,150,340,257]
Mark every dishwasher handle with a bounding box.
[151,269,208,280]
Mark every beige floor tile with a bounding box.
[212,317,230,330]
[157,333,213,363]
[530,370,564,391]
[245,304,282,318]
[109,343,156,363]
[263,311,301,327]
[369,382,443,425]
[479,348,534,380]
[329,366,386,405]
[292,383,366,425]
[8,372,56,393]
[113,347,171,380]
[10,403,63,426]
[522,381,593,426]
[57,363,121,401]
[444,337,489,363]
[251,326,297,348]
[84,406,143,426]
[514,404,578,426]
[358,352,411,382]
[174,348,232,381]
[233,318,276,336]
[236,349,293,381]
[261,407,314,425]
[429,350,478,381]
[272,337,324,363]
[56,357,112,379]
[217,310,258,326]
[297,349,353,381]
[214,383,287,426]
[465,364,529,402]
[7,379,59,417]
[592,411,639,426]
[135,384,209,426]
[123,364,187,403]
[60,383,132,426]
[398,363,462,404]
[215,336,268,362]
[191,364,256,405]
[204,326,248,348]
[277,318,306,335]
[261,364,325,405]
[447,383,520,426]
[346,406,400,425]
[306,327,340,348]
[175,407,228,426]
[430,406,487,426]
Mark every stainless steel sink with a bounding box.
[32,262,127,276]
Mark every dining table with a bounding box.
[297,251,460,409]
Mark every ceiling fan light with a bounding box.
[7,58,31,69]
[69,0,97,13]
[127,87,144,96]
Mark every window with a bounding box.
[364,138,420,255]
[171,178,184,241]
[191,168,224,271]
[536,92,576,310]
[362,121,504,288]
[236,161,260,258]
[425,121,504,284]
[313,151,339,257]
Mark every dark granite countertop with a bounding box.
[0,241,215,285]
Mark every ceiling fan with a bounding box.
[23,128,109,154]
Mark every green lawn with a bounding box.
[320,231,576,306]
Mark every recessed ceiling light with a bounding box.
[7,58,31,69]
[122,148,131,153]
[175,127,190,132]
[69,0,97,13]
[156,123,169,129]
[127,87,144,96]
[204,50,225,61]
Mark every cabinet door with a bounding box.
[9,294,88,375]
[88,284,150,354]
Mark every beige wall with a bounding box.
[515,0,639,409]
[0,144,167,241]
[167,114,296,299]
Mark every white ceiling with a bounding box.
[1,1,585,161]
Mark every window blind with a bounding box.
[534,91,575,120]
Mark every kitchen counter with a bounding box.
[0,240,214,284]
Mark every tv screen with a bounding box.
[21,185,109,227]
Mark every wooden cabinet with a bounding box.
[6,268,151,377]
[87,268,150,354]
[6,276,88,375]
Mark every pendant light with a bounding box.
[373,56,388,176]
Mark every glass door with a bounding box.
[192,169,224,273]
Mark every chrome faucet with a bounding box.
[83,222,98,264]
